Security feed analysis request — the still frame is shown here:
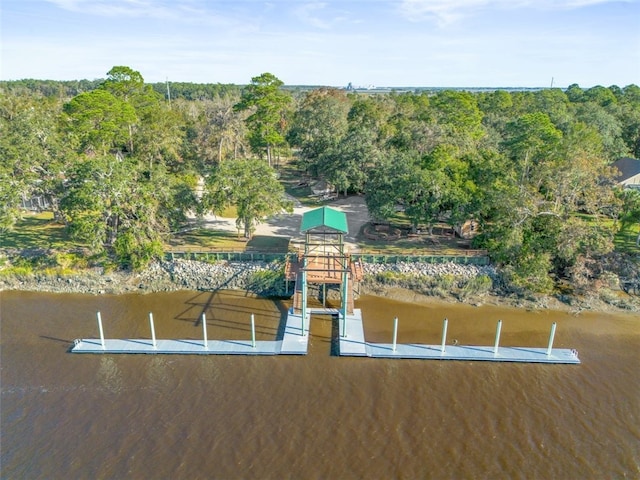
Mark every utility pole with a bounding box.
[166,77,172,109]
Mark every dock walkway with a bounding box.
[72,338,281,355]
[72,310,580,364]
[365,343,580,363]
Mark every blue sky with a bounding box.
[1,0,639,87]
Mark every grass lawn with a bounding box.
[220,205,238,218]
[166,230,290,252]
[246,235,290,252]
[615,226,640,252]
[356,235,480,255]
[0,212,82,251]
[167,228,248,251]
[576,213,639,253]
[278,161,326,207]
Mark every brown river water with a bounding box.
[1,290,638,479]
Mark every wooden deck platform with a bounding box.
[284,253,363,283]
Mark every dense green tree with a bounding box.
[430,90,484,151]
[59,154,166,266]
[617,189,640,247]
[58,66,195,268]
[478,112,619,292]
[0,94,71,229]
[234,73,292,166]
[366,147,475,234]
[616,85,640,158]
[100,66,175,159]
[565,84,584,103]
[318,126,377,196]
[347,95,393,140]
[187,96,248,168]
[202,158,292,238]
[583,85,618,107]
[149,82,241,101]
[62,89,137,154]
[101,66,146,101]
[133,102,185,173]
[503,112,563,189]
[365,151,426,228]
[386,92,437,154]
[572,102,628,160]
[533,89,572,129]
[478,90,513,115]
[288,88,350,176]
[423,144,478,228]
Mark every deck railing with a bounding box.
[352,249,489,265]
[165,246,290,263]
[164,247,490,265]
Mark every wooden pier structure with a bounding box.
[284,206,363,320]
[71,206,580,364]
[71,309,580,364]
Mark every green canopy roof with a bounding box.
[300,206,348,234]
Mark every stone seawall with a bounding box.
[2,259,638,313]
[0,260,281,295]
[0,259,496,295]
[363,261,496,279]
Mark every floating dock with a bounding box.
[337,309,368,356]
[280,309,310,354]
[365,343,580,363]
[72,338,281,355]
[72,311,284,355]
[358,317,580,364]
[71,310,580,364]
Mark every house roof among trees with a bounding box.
[300,206,348,233]
[613,157,640,182]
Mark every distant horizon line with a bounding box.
[2,77,636,90]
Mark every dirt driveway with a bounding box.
[202,195,371,251]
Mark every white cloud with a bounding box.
[397,0,632,25]
[46,0,170,17]
[44,0,229,25]
[294,2,331,29]
[292,2,357,30]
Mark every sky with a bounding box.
[1,0,639,88]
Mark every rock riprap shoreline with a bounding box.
[2,259,638,313]
[362,261,496,279]
[0,259,495,295]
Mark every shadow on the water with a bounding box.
[175,291,280,326]
[162,291,291,340]
[200,317,278,337]
[40,335,78,353]
[41,335,78,353]
[274,299,289,341]
[40,335,72,344]
[330,314,340,356]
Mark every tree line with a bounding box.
[1,67,639,291]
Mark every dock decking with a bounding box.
[365,343,580,363]
[338,309,368,356]
[71,309,580,364]
[72,338,281,355]
[280,309,310,354]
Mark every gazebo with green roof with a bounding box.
[300,206,348,235]
[294,206,353,325]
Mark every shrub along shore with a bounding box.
[1,258,638,314]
